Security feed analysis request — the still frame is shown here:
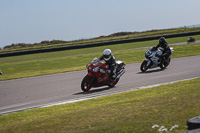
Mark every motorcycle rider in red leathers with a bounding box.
[99,49,117,81]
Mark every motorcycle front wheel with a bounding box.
[140,60,148,72]
[81,75,92,92]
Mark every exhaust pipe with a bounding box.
[116,70,125,79]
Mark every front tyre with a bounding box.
[140,60,148,72]
[81,75,92,92]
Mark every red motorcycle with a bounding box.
[81,58,125,92]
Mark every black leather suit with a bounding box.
[99,54,117,78]
[156,42,171,60]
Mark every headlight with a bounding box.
[86,64,91,69]
[93,67,99,72]
[145,50,151,57]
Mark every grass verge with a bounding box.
[0,77,200,132]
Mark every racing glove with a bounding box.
[99,68,106,74]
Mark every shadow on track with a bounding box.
[73,86,112,95]
[137,68,165,74]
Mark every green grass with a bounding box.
[0,77,200,133]
[0,35,200,80]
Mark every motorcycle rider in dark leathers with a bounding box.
[99,49,117,80]
[0,70,2,78]
[156,37,172,63]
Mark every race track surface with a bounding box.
[0,55,200,115]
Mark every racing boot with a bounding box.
[0,70,2,78]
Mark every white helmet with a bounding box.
[103,49,112,61]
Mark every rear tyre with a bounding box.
[140,61,148,72]
[187,116,200,130]
[160,58,171,69]
[108,78,119,88]
[81,75,92,92]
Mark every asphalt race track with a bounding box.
[0,55,200,115]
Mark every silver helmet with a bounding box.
[103,49,112,61]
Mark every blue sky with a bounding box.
[0,0,200,48]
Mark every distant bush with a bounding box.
[108,32,134,37]
[3,40,68,49]
[4,43,31,49]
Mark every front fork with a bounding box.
[145,58,152,68]
[87,73,96,87]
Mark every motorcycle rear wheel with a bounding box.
[81,75,92,92]
[160,58,171,69]
[108,78,119,88]
[140,60,148,72]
